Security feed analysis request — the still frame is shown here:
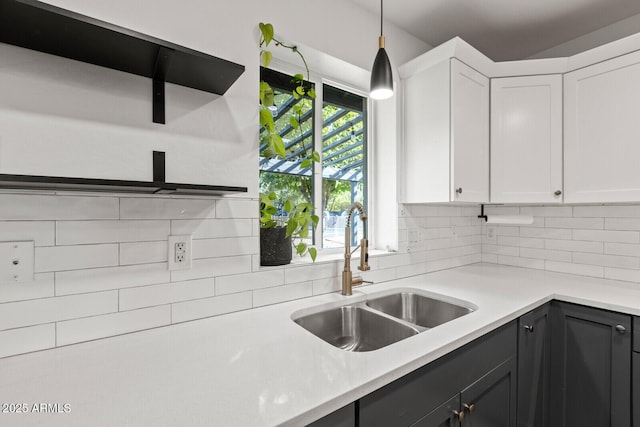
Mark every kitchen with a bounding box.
[2,0,640,426]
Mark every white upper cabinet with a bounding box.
[564,50,640,203]
[490,75,563,203]
[399,58,489,203]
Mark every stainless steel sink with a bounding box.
[292,289,475,352]
[365,292,474,329]
[293,305,419,352]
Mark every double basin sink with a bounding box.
[292,289,476,352]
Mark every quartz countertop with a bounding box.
[2,263,640,426]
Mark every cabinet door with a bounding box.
[460,357,517,427]
[411,394,462,427]
[517,304,550,427]
[451,59,489,203]
[564,49,640,203]
[307,403,355,427]
[491,75,562,203]
[549,302,631,427]
[633,352,640,427]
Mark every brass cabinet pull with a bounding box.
[464,403,475,413]
[523,324,534,333]
[453,410,465,421]
[615,324,627,333]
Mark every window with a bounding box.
[260,68,368,252]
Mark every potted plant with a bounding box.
[258,22,320,265]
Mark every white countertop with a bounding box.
[2,263,640,427]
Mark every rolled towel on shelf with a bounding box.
[485,215,534,225]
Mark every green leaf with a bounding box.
[300,159,311,169]
[292,90,300,100]
[308,247,317,262]
[260,81,274,107]
[289,116,299,129]
[311,214,320,228]
[292,73,304,83]
[270,134,285,157]
[292,105,303,114]
[259,23,274,46]
[284,199,292,213]
[307,88,316,99]
[286,218,298,237]
[312,151,321,163]
[295,85,305,96]
[296,242,307,255]
[260,108,274,131]
[261,50,272,68]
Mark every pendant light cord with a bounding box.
[380,0,383,37]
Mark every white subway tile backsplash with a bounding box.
[604,243,640,257]
[0,291,117,330]
[170,255,252,282]
[0,273,54,303]
[605,218,640,231]
[0,195,118,220]
[215,199,257,219]
[119,241,168,265]
[519,248,572,262]
[56,306,171,346]
[284,262,340,284]
[573,252,640,269]
[216,269,284,295]
[544,217,604,229]
[544,239,603,254]
[604,267,640,283]
[171,219,253,238]
[497,255,545,270]
[55,263,170,295]
[120,198,215,219]
[35,244,119,273]
[171,291,252,323]
[192,237,258,259]
[312,277,341,295]
[545,261,604,278]
[0,221,55,246]
[253,281,313,307]
[0,324,55,358]
[572,229,640,244]
[520,227,572,240]
[574,205,640,218]
[520,206,572,217]
[56,220,170,245]
[119,278,215,311]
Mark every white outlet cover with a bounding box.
[0,241,34,283]
[168,235,192,271]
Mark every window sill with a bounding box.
[287,248,392,266]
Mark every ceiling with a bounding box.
[350,0,640,61]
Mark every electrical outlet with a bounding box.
[168,235,192,270]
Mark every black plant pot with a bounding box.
[260,226,292,266]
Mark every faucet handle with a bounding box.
[358,238,370,271]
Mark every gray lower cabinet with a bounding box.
[359,321,517,427]
[307,403,355,427]
[549,301,631,427]
[517,304,551,427]
[633,317,640,427]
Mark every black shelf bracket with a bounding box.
[153,151,166,182]
[152,47,174,124]
[478,204,488,222]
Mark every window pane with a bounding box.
[322,85,367,248]
[259,68,316,244]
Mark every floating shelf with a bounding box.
[0,0,245,124]
[0,174,248,196]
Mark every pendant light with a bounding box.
[370,0,393,100]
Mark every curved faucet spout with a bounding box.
[342,202,372,296]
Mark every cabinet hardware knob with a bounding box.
[523,324,534,333]
[464,403,475,413]
[615,324,627,333]
[455,187,463,195]
[554,190,562,196]
[452,410,465,421]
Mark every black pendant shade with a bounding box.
[370,0,393,100]
[370,43,393,100]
